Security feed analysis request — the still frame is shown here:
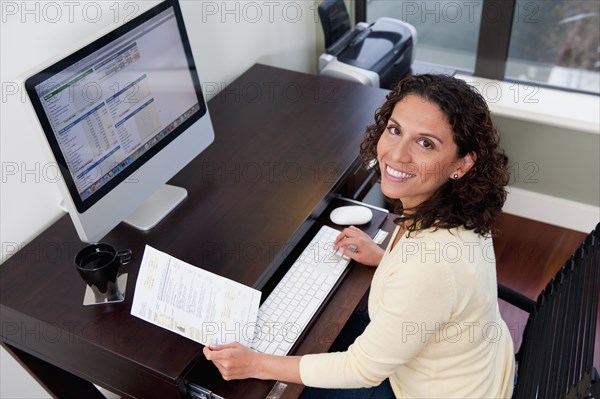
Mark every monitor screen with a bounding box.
[25,0,215,242]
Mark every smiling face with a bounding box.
[377,95,474,210]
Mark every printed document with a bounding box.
[131,245,261,347]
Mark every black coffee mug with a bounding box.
[75,243,132,303]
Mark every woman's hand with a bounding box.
[203,342,303,383]
[334,226,384,266]
[203,342,261,381]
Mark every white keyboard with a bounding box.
[251,225,349,356]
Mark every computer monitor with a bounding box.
[25,0,214,243]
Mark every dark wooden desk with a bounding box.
[0,64,390,398]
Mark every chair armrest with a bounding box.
[497,283,536,313]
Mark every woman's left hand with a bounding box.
[203,342,261,381]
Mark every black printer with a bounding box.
[318,0,417,89]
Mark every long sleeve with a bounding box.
[300,247,456,387]
[299,227,515,398]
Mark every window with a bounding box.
[365,0,483,72]
[361,0,600,94]
[506,0,599,94]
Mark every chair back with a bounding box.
[318,0,352,48]
[513,222,600,398]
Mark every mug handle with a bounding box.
[117,249,133,265]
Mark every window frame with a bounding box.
[474,0,516,80]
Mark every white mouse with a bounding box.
[329,205,373,226]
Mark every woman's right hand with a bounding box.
[333,226,384,267]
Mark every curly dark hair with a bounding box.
[361,74,509,236]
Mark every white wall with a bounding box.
[0,1,322,396]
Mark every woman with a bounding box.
[203,74,515,398]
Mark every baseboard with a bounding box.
[503,187,600,233]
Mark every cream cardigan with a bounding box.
[300,226,515,398]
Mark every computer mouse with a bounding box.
[329,205,373,226]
